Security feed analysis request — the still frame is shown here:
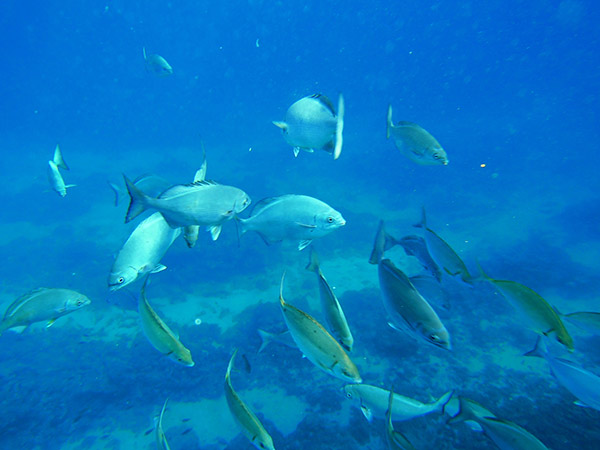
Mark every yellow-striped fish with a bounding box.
[279,273,361,383]
[224,349,275,450]
[478,263,573,351]
[138,277,194,366]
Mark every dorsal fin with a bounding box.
[249,195,285,216]
[4,288,49,319]
[309,93,336,115]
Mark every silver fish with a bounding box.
[448,397,549,450]
[398,235,442,282]
[371,221,451,350]
[386,105,448,165]
[414,207,473,284]
[279,273,361,383]
[124,176,251,234]
[0,288,90,335]
[183,148,208,248]
[306,247,354,351]
[257,329,297,353]
[138,277,194,366]
[155,398,171,450]
[143,47,173,76]
[238,194,346,251]
[273,93,344,159]
[108,212,181,291]
[343,384,452,422]
[47,144,75,197]
[525,336,600,410]
[385,387,416,450]
[224,349,275,450]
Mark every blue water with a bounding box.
[1,0,599,448]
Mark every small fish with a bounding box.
[138,277,194,366]
[257,329,297,353]
[306,247,354,351]
[343,384,452,422]
[414,208,473,284]
[47,144,75,197]
[0,288,90,335]
[124,176,251,234]
[478,264,573,351]
[155,398,171,450]
[108,212,181,291]
[371,221,451,350]
[273,93,344,159]
[279,273,361,383]
[448,397,549,449]
[237,194,345,251]
[386,105,448,165]
[385,387,416,450]
[525,336,600,410]
[224,349,276,450]
[183,147,208,248]
[561,311,600,336]
[143,47,173,77]
[398,235,442,282]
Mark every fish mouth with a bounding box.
[108,284,123,292]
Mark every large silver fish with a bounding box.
[414,207,473,284]
[47,144,75,197]
[525,336,600,410]
[0,288,90,335]
[386,105,448,165]
[370,221,451,350]
[385,387,416,450]
[306,247,354,351]
[155,398,171,450]
[448,397,549,450]
[273,93,344,159]
[237,194,346,251]
[143,47,173,76]
[224,349,276,450]
[124,175,251,235]
[279,273,361,383]
[343,384,452,422]
[138,277,194,366]
[108,212,181,291]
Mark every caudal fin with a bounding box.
[369,221,400,264]
[433,390,454,414]
[257,329,274,353]
[523,336,547,359]
[123,174,150,223]
[53,144,70,170]
[305,246,320,273]
[333,93,344,160]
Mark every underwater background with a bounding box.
[1,0,599,448]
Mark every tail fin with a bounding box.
[413,206,427,229]
[386,104,393,139]
[369,221,400,264]
[123,174,150,223]
[433,390,454,414]
[446,397,480,426]
[523,336,547,359]
[53,144,69,170]
[305,246,320,273]
[333,93,344,160]
[257,329,274,353]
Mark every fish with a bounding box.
[413,207,473,284]
[143,47,173,76]
[370,221,451,350]
[124,175,251,235]
[155,398,171,450]
[224,349,276,450]
[109,174,172,208]
[561,311,600,336]
[385,387,416,450]
[257,329,298,353]
[138,276,194,367]
[279,272,361,383]
[273,93,344,159]
[478,263,574,351]
[343,384,453,422]
[47,144,75,197]
[448,397,549,449]
[306,247,354,351]
[108,212,181,291]
[237,194,346,251]
[397,235,443,282]
[183,149,208,248]
[525,336,600,410]
[386,105,448,165]
[0,288,90,335]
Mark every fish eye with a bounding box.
[76,299,84,306]
[327,216,334,223]
[345,392,353,399]
[433,154,441,159]
[429,334,440,342]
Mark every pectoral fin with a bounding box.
[360,402,373,422]
[296,222,317,229]
[46,318,57,328]
[208,225,222,241]
[151,264,167,274]
[298,240,312,251]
